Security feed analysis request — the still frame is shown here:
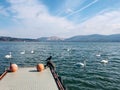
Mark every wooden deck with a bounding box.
[0,67,59,90]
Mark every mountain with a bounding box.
[65,34,120,42]
[0,36,38,42]
[1,34,120,42]
[37,36,64,41]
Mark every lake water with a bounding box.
[0,42,120,90]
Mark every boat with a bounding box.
[0,56,66,90]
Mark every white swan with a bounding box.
[101,59,108,64]
[31,50,34,54]
[67,48,70,52]
[5,52,12,59]
[96,54,101,57]
[76,60,86,67]
[20,50,25,54]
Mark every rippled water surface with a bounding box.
[0,42,120,90]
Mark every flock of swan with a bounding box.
[75,53,108,68]
[65,48,108,67]
[5,48,108,68]
[5,50,34,59]
[20,50,34,55]
[96,54,108,64]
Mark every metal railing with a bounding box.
[46,56,66,90]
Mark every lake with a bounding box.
[0,42,120,90]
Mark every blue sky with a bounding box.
[0,0,120,38]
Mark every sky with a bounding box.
[0,0,120,38]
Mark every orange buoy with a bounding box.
[10,64,18,72]
[36,64,44,72]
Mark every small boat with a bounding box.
[0,56,66,90]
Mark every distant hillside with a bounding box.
[37,36,64,41]
[1,34,120,42]
[0,36,38,42]
[65,34,120,42]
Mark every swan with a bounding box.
[5,52,12,59]
[96,54,101,57]
[67,48,71,52]
[67,48,70,51]
[20,50,25,54]
[101,59,108,64]
[76,60,86,67]
[31,50,34,54]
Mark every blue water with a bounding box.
[0,42,120,90]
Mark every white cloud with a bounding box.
[73,10,120,35]
[51,10,120,37]
[0,29,12,36]
[0,0,76,38]
[0,0,120,38]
